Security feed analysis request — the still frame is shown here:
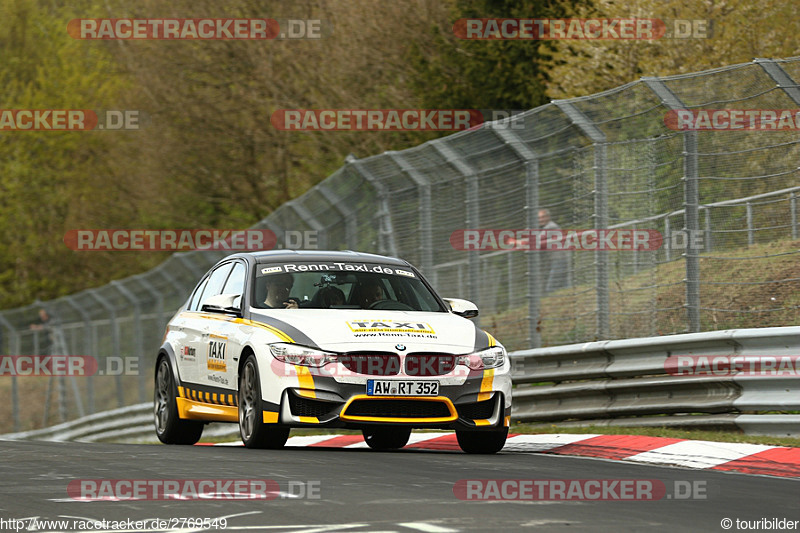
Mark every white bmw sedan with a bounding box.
[154,250,511,453]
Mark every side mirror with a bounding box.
[201,293,242,315]
[442,298,479,319]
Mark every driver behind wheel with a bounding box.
[359,281,385,308]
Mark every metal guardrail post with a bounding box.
[348,159,398,257]
[554,100,609,339]
[112,281,146,403]
[87,290,125,408]
[493,127,542,348]
[0,314,21,431]
[643,77,701,333]
[432,142,481,322]
[316,183,358,250]
[388,152,433,275]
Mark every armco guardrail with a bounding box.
[0,403,239,443]
[510,327,800,436]
[1,327,798,442]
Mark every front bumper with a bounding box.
[275,376,510,430]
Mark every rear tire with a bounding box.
[238,354,289,449]
[455,428,508,454]
[154,357,203,445]
[362,426,412,450]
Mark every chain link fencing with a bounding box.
[2,57,800,432]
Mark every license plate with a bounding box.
[367,380,439,396]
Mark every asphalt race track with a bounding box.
[1,440,798,532]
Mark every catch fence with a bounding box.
[3,57,800,432]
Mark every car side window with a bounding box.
[198,263,235,309]
[188,277,210,311]
[222,262,246,308]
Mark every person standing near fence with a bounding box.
[539,209,569,293]
[29,308,54,355]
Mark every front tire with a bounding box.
[456,428,508,454]
[154,357,203,445]
[238,354,289,449]
[362,426,412,450]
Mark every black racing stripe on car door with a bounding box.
[249,312,321,349]
[473,326,490,351]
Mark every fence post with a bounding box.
[493,127,541,348]
[0,314,21,431]
[554,100,609,339]
[287,199,327,250]
[175,253,206,279]
[316,183,358,250]
[112,281,146,403]
[643,77,701,333]
[755,59,800,104]
[252,218,285,249]
[754,59,800,244]
[134,274,166,336]
[158,266,185,301]
[432,142,481,324]
[388,152,433,275]
[664,217,671,262]
[704,208,712,252]
[746,202,754,246]
[63,296,95,414]
[87,289,125,408]
[349,159,398,257]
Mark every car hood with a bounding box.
[248,308,492,354]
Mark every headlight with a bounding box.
[269,343,338,368]
[456,346,506,370]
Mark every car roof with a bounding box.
[224,250,412,267]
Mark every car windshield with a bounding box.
[252,261,445,312]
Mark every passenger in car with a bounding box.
[318,286,346,308]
